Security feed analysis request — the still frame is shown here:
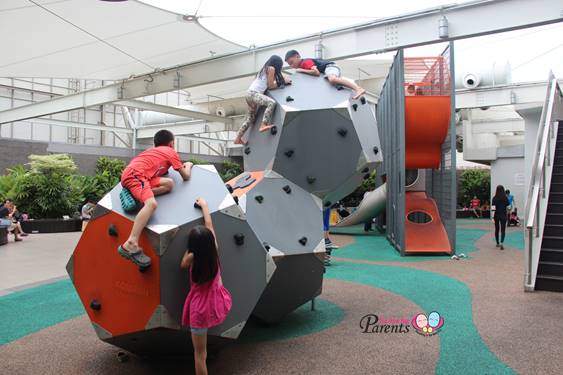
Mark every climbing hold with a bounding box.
[363,173,371,180]
[108,224,118,237]
[324,201,332,207]
[244,147,251,155]
[352,103,358,112]
[299,237,308,246]
[225,184,234,193]
[336,85,344,91]
[282,185,292,194]
[193,201,201,209]
[286,96,294,102]
[307,176,316,184]
[284,149,294,158]
[139,265,150,273]
[234,233,245,246]
[361,167,369,174]
[337,128,348,137]
[255,195,264,204]
[360,96,367,105]
[233,196,239,205]
[263,242,271,251]
[270,126,278,135]
[373,146,379,155]
[90,299,102,311]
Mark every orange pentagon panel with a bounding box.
[69,211,160,338]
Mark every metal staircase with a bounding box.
[525,73,563,291]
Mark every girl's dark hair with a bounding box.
[494,185,506,200]
[188,225,219,284]
[259,55,285,88]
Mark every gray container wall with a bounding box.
[425,42,457,251]
[376,50,406,253]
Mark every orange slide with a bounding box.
[404,192,452,254]
[404,95,452,254]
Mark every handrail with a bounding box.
[524,71,563,288]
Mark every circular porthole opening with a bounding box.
[407,211,432,224]
[405,169,419,188]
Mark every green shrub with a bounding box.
[0,165,26,201]
[11,154,82,218]
[220,161,243,182]
[459,169,490,207]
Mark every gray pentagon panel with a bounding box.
[244,176,323,255]
[252,253,324,323]
[102,165,234,232]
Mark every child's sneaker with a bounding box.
[120,187,138,213]
[325,238,339,250]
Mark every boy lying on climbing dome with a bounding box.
[284,50,366,99]
[118,130,193,269]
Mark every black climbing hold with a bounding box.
[255,195,264,204]
[270,126,278,135]
[324,201,332,207]
[244,147,251,155]
[139,265,150,273]
[361,167,369,174]
[193,201,201,209]
[225,184,234,193]
[336,85,344,91]
[373,146,379,155]
[234,233,245,246]
[286,96,294,102]
[363,173,371,180]
[307,176,316,184]
[352,103,358,112]
[90,299,101,311]
[263,242,271,251]
[284,149,294,158]
[117,351,129,363]
[282,185,292,194]
[233,196,239,205]
[299,237,308,246]
[108,224,118,237]
[360,96,367,105]
[337,128,348,137]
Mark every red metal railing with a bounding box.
[404,57,451,96]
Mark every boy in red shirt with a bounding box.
[285,50,366,99]
[118,130,193,268]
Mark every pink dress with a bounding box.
[182,264,232,329]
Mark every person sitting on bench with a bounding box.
[0,200,23,242]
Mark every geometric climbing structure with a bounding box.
[236,73,382,321]
[66,165,274,356]
[243,73,383,206]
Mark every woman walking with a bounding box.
[492,185,510,250]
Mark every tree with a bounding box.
[459,169,491,207]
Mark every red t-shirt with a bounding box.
[299,59,316,70]
[126,146,183,179]
[470,199,481,208]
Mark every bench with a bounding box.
[0,224,8,246]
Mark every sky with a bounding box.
[140,0,563,82]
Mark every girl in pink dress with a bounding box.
[181,197,232,375]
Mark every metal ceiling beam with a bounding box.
[117,100,232,124]
[27,117,133,134]
[455,80,563,109]
[136,120,228,139]
[0,0,561,125]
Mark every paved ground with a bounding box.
[1,220,563,374]
[0,232,80,294]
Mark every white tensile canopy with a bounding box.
[0,0,244,80]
